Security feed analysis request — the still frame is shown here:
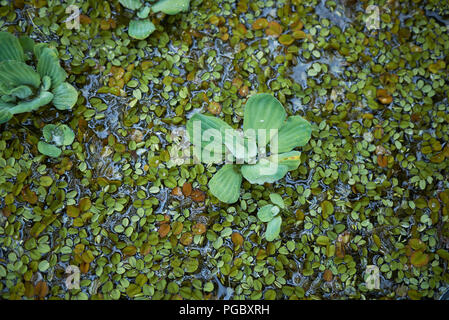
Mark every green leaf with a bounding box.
[208,164,242,204]
[42,76,51,91]
[18,36,35,57]
[241,159,289,185]
[187,113,231,163]
[265,216,282,242]
[321,200,334,218]
[52,82,78,110]
[276,151,301,170]
[43,124,75,146]
[437,249,449,262]
[241,151,300,184]
[151,0,190,15]
[0,31,25,62]
[257,204,276,222]
[38,141,62,158]
[137,6,151,19]
[37,47,67,89]
[269,193,285,209]
[243,93,286,147]
[0,60,41,90]
[60,125,75,145]
[316,236,330,246]
[273,115,312,153]
[12,91,53,114]
[119,0,143,10]
[0,101,14,124]
[43,124,56,141]
[410,251,429,267]
[128,19,156,40]
[33,43,47,60]
[223,129,258,163]
[7,85,33,99]
[1,95,16,103]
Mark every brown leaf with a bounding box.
[22,186,37,204]
[252,18,268,30]
[122,246,137,256]
[34,281,48,299]
[190,189,205,202]
[231,232,244,248]
[336,242,345,258]
[2,206,11,217]
[67,205,80,218]
[180,232,193,246]
[323,269,333,282]
[265,21,283,37]
[376,88,393,104]
[80,262,90,274]
[208,102,222,115]
[172,186,183,197]
[377,154,388,168]
[192,223,206,235]
[79,14,92,25]
[140,242,152,256]
[232,77,243,89]
[158,223,171,238]
[238,85,249,97]
[182,183,192,197]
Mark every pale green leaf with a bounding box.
[33,43,47,60]
[265,216,282,241]
[187,113,231,163]
[119,0,143,10]
[269,193,285,209]
[37,47,67,89]
[243,93,286,147]
[0,101,14,124]
[208,164,242,204]
[137,6,151,19]
[38,141,62,158]
[151,0,190,15]
[7,85,33,99]
[52,82,78,110]
[257,204,276,222]
[241,159,289,185]
[43,124,75,146]
[0,31,25,62]
[18,36,35,57]
[275,151,302,171]
[273,115,312,153]
[12,91,53,114]
[128,19,156,40]
[0,60,41,90]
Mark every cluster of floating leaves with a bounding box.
[1,0,449,300]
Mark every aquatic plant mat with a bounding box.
[1,0,449,300]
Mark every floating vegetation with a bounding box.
[0,0,449,301]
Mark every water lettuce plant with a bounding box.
[187,93,312,204]
[119,0,190,39]
[257,193,287,241]
[38,124,75,158]
[0,32,78,125]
